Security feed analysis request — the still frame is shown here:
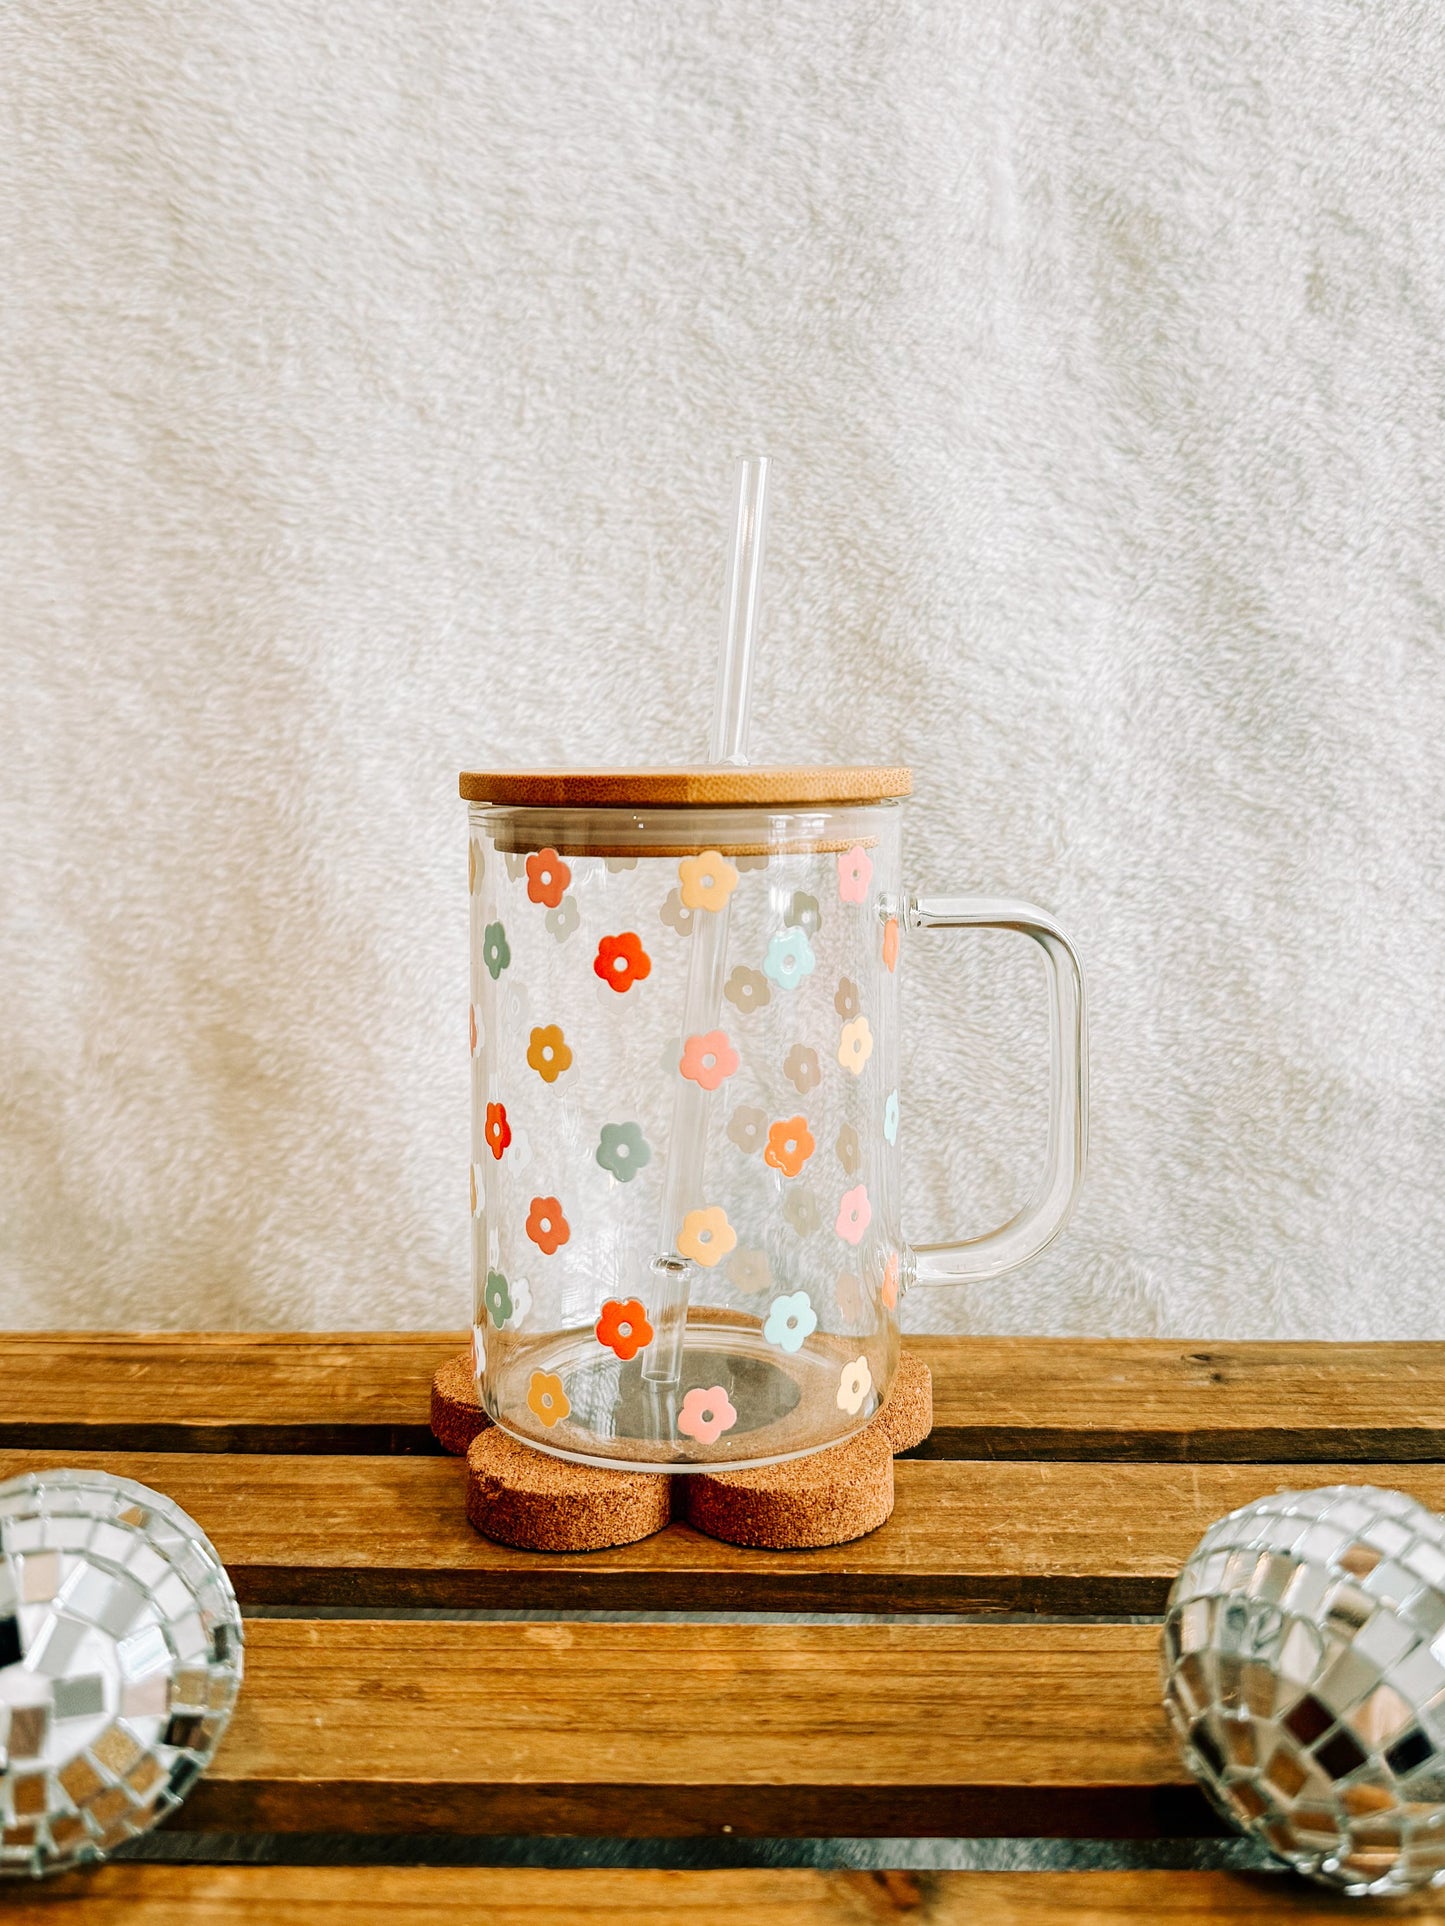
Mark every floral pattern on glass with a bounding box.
[883,1089,899,1145]
[485,1102,512,1161]
[836,1184,871,1246]
[595,1296,654,1361]
[726,1104,767,1155]
[594,931,652,993]
[764,1115,815,1179]
[834,976,860,1021]
[783,1043,821,1095]
[596,1121,651,1183]
[835,1123,861,1178]
[836,1355,873,1416]
[679,1029,739,1091]
[525,848,571,909]
[838,1015,874,1077]
[783,1185,820,1237]
[764,1290,818,1354]
[881,1250,900,1310]
[883,917,899,973]
[678,850,739,914]
[483,1269,513,1330]
[677,1385,738,1444]
[728,1248,772,1294]
[527,1024,572,1084]
[482,922,511,980]
[545,895,580,943]
[526,1195,570,1256]
[659,888,695,938]
[677,1205,736,1267]
[527,1370,569,1428]
[837,845,873,905]
[763,925,816,992]
[787,890,821,937]
[724,965,770,1015]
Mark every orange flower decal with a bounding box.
[594,931,652,993]
[678,1029,739,1091]
[677,1205,736,1268]
[485,1101,512,1161]
[764,1115,815,1179]
[527,1024,573,1083]
[526,1195,570,1255]
[882,916,899,973]
[527,1369,569,1428]
[595,1296,654,1361]
[525,847,571,909]
[881,1250,900,1310]
[678,849,739,914]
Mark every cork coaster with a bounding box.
[874,1348,933,1455]
[465,1428,674,1552]
[682,1421,895,1550]
[430,1351,491,1457]
[440,1348,934,1553]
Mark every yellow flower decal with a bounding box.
[677,1205,737,1268]
[527,1369,570,1428]
[527,1024,573,1084]
[678,850,739,914]
[838,1015,874,1077]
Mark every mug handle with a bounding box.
[905,895,1088,1289]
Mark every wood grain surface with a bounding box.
[4,1865,1428,1923]
[167,1618,1206,1837]
[4,1334,1443,1460]
[4,1448,1442,1614]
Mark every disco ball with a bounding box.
[0,1469,243,1877]
[1163,1484,1445,1896]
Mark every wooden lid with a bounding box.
[458,765,912,808]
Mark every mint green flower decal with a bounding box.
[596,1121,652,1183]
[763,1289,818,1354]
[763,925,815,992]
[482,921,511,979]
[484,1268,513,1329]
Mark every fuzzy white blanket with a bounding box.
[4,0,1444,1336]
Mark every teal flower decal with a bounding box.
[883,1089,899,1145]
[763,925,815,992]
[483,1268,513,1329]
[482,921,511,980]
[596,1121,652,1184]
[763,1289,818,1354]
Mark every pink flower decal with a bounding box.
[678,1029,739,1091]
[836,1183,872,1246]
[881,1250,900,1309]
[837,844,873,905]
[676,1384,738,1445]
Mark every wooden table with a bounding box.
[6,1333,1445,1920]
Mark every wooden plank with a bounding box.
[6,1449,1444,1614]
[142,1618,1211,1837]
[0,1865,1420,1923]
[4,1335,1445,1461]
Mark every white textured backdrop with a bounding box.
[3,0,1444,1334]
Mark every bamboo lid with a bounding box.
[458,766,912,809]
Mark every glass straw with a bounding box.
[644,457,770,1388]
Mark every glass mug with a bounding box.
[463,765,1086,1471]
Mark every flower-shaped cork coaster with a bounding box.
[432,1349,932,1553]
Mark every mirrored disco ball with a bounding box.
[0,1470,243,1877]
[1163,1485,1445,1896]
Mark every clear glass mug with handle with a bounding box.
[463,764,1086,1471]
